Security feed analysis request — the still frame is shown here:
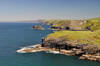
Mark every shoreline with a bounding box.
[17,18,100,62]
[17,44,60,54]
[17,44,75,55]
[17,44,100,62]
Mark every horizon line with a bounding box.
[0,17,100,22]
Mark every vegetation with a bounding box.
[46,30,100,48]
[43,17,100,31]
[82,17,100,31]
[43,19,71,28]
[44,17,100,48]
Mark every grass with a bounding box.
[82,17,100,31]
[43,17,100,48]
[43,19,71,28]
[43,17,100,31]
[46,30,100,48]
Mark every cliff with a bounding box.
[36,18,100,61]
[17,17,100,62]
[43,18,100,31]
[42,20,87,31]
[41,30,100,61]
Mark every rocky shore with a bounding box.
[80,54,100,61]
[17,40,100,62]
[41,38,100,62]
[17,44,60,54]
[17,18,100,62]
[16,44,85,55]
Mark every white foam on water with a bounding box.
[46,50,60,54]
[16,47,31,53]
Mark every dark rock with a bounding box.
[42,38,67,51]
[42,37,100,61]
[42,38,99,54]
[72,48,84,55]
[32,25,44,30]
[79,54,100,61]
[48,20,88,31]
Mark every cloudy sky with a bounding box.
[0,0,100,22]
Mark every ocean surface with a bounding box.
[0,22,100,66]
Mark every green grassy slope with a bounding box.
[43,19,71,28]
[46,30,100,48]
[44,17,100,48]
[82,17,100,31]
[43,17,100,31]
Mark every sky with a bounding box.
[0,0,100,22]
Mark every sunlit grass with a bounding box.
[46,30,100,48]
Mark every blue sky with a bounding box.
[0,0,100,21]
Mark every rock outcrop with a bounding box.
[32,25,44,30]
[80,54,100,61]
[42,37,100,61]
[17,35,100,62]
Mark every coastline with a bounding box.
[17,44,100,62]
[17,18,100,62]
[17,44,78,55]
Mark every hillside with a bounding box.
[82,17,100,31]
[42,17,100,47]
[40,18,100,61]
[43,19,86,31]
[45,30,100,48]
[43,17,100,31]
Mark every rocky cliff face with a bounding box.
[44,20,87,31]
[42,38,99,54]
[42,37,100,61]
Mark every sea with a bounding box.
[0,22,100,66]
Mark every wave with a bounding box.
[46,50,60,54]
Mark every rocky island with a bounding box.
[32,25,44,30]
[17,17,100,62]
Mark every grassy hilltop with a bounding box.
[82,17,100,31]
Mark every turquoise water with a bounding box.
[0,23,100,66]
